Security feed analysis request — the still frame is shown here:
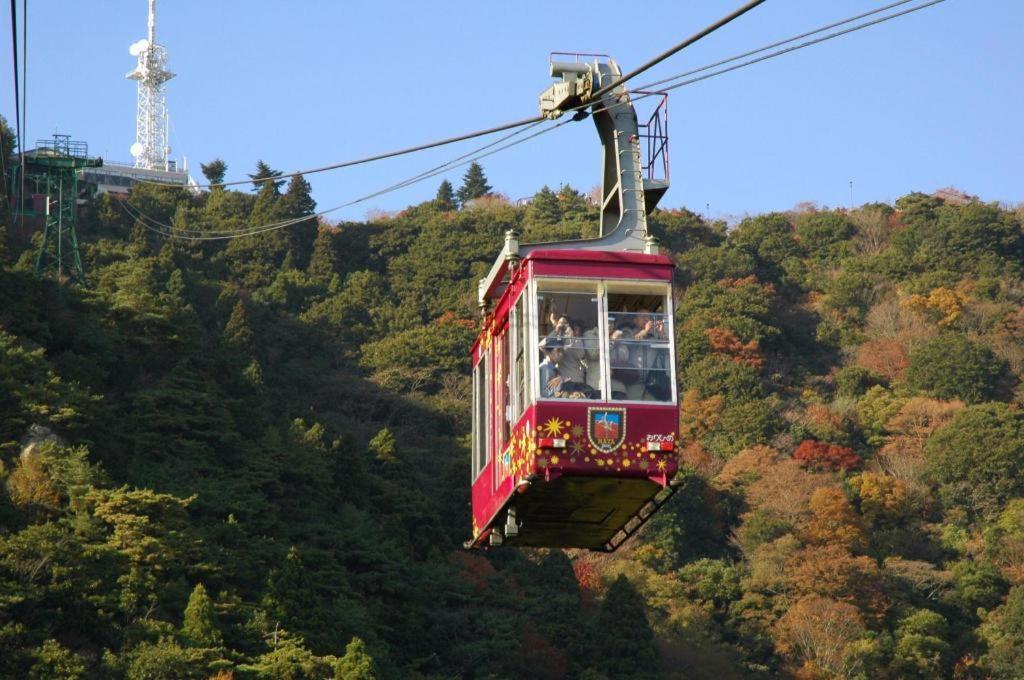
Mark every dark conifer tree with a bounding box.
[281,173,318,267]
[434,180,456,211]
[590,575,658,677]
[200,158,227,188]
[307,227,339,285]
[455,162,492,206]
[282,174,317,218]
[527,186,561,225]
[248,160,285,194]
[181,583,223,647]
[334,637,380,680]
[224,299,255,353]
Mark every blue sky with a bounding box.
[4,1,1021,223]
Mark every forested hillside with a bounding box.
[3,129,1024,677]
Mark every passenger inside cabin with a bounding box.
[547,314,587,384]
[539,336,595,399]
[585,316,628,399]
[538,337,566,398]
[627,308,671,401]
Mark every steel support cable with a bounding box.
[631,0,921,92]
[642,0,948,96]
[124,119,549,236]
[126,120,567,240]
[8,0,20,169]
[587,0,768,101]
[8,0,18,145]
[121,119,573,241]
[124,0,949,240]
[18,0,25,232]
[136,0,767,192]
[134,114,546,191]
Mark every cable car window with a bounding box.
[605,291,673,402]
[472,362,485,480]
[536,286,602,400]
[511,296,527,420]
[497,331,510,447]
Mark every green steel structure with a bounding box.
[9,134,102,285]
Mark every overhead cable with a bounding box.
[588,0,767,100]
[8,0,20,161]
[140,114,547,191]
[137,0,770,192]
[641,0,948,95]
[123,120,570,241]
[632,0,922,92]
[126,0,950,240]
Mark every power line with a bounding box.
[8,0,20,159]
[124,118,551,236]
[588,0,767,100]
[140,114,546,191]
[137,0,769,192]
[125,0,950,241]
[122,119,570,241]
[648,0,948,95]
[633,0,922,92]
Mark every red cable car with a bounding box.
[466,55,679,552]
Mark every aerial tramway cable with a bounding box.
[587,0,767,101]
[133,0,769,193]
[120,119,570,241]
[631,0,927,92]
[126,0,949,241]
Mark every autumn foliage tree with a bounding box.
[793,440,861,472]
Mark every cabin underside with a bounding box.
[501,475,664,550]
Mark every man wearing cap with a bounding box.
[538,336,566,398]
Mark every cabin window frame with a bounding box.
[471,351,492,482]
[531,276,677,405]
[602,279,677,405]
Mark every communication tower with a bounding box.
[126,0,174,171]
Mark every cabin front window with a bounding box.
[536,285,602,400]
[605,291,673,402]
[533,280,675,404]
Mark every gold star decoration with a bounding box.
[542,417,566,437]
[571,425,584,438]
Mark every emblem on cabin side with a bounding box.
[587,408,626,453]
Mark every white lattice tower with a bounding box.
[126,0,174,170]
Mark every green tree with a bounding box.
[334,637,380,680]
[122,638,208,680]
[199,158,227,187]
[979,585,1024,679]
[795,211,854,262]
[891,609,950,679]
[307,226,340,285]
[223,299,255,353]
[28,639,86,679]
[181,583,223,647]
[526,186,560,226]
[590,575,658,678]
[455,162,492,206]
[905,334,1008,404]
[434,180,456,211]
[249,159,285,193]
[926,403,1024,519]
[281,173,318,267]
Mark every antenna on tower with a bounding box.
[127,0,174,171]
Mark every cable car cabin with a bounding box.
[467,249,679,551]
[466,54,676,551]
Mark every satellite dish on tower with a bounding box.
[129,39,149,56]
[130,142,145,157]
